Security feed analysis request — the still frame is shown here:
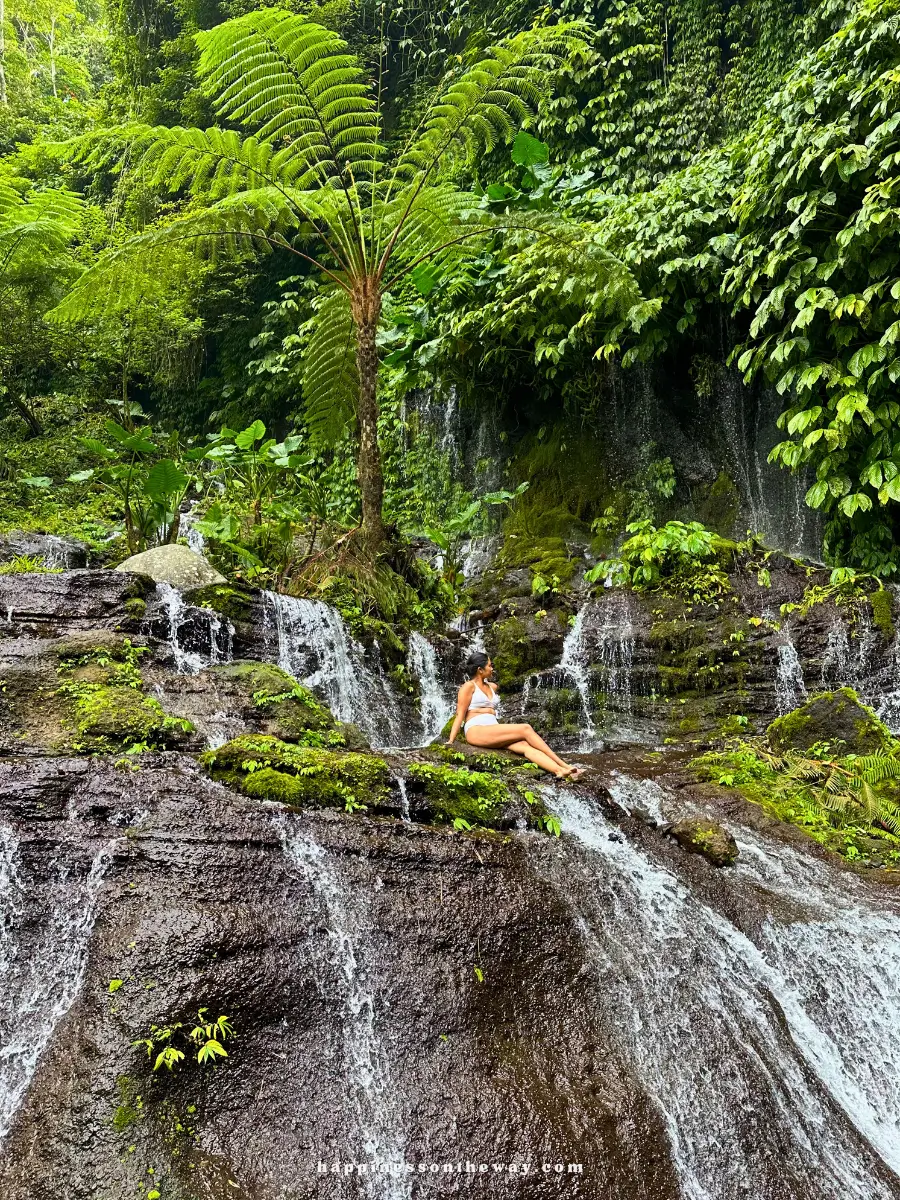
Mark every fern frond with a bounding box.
[197,11,380,184]
[46,188,318,324]
[394,26,584,190]
[301,285,358,445]
[854,754,900,784]
[0,186,84,281]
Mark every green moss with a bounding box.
[123,597,147,621]
[210,661,338,739]
[72,685,191,744]
[870,587,895,640]
[201,734,390,811]
[186,583,256,624]
[407,762,509,827]
[692,740,900,865]
[767,688,893,755]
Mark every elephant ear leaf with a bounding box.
[145,459,189,500]
[235,419,266,449]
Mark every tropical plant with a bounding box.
[586,518,730,594]
[422,482,528,591]
[56,8,632,550]
[67,417,196,553]
[0,176,84,434]
[134,1008,235,1073]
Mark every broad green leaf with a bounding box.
[235,420,266,448]
[511,131,549,168]
[145,459,189,501]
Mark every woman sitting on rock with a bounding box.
[447,651,584,780]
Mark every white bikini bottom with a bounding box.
[464,713,499,735]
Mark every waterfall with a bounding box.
[279,824,411,1198]
[775,632,807,714]
[0,827,110,1145]
[544,782,900,1198]
[406,633,452,744]
[595,593,636,719]
[179,498,206,554]
[156,582,233,675]
[263,592,405,748]
[559,606,598,750]
[821,619,852,687]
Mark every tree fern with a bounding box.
[300,285,358,445]
[52,9,616,548]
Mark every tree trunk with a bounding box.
[12,396,42,438]
[354,307,386,551]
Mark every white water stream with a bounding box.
[157,581,234,675]
[263,592,406,748]
[0,823,110,1145]
[406,632,453,744]
[279,824,411,1198]
[546,779,900,1198]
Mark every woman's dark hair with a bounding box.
[465,650,490,678]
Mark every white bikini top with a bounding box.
[469,682,499,712]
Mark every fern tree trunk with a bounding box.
[354,291,386,551]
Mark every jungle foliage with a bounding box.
[5,0,900,591]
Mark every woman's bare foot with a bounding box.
[555,765,584,782]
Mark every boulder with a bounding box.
[115,545,226,590]
[767,688,893,755]
[669,817,738,867]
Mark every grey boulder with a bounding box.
[115,544,226,589]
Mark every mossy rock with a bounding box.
[72,685,192,745]
[52,631,148,662]
[185,583,255,624]
[767,688,894,755]
[869,588,895,641]
[209,660,337,737]
[669,817,738,867]
[201,734,390,811]
[425,741,539,777]
[406,761,510,827]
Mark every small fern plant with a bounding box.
[755,745,900,833]
[52,9,635,549]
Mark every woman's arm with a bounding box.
[447,681,475,744]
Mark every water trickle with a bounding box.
[157,582,234,675]
[821,619,852,687]
[545,782,900,1198]
[395,777,411,824]
[0,828,111,1145]
[406,633,452,745]
[775,632,807,714]
[559,606,598,750]
[279,824,411,1198]
[595,593,636,721]
[180,498,206,554]
[264,592,404,748]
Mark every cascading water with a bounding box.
[775,630,807,714]
[558,605,598,750]
[0,824,111,1145]
[263,592,404,748]
[544,780,900,1199]
[156,582,233,675]
[279,822,411,1199]
[406,632,452,745]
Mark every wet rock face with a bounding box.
[0,755,678,1200]
[0,531,88,570]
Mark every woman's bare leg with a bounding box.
[506,739,568,776]
[465,723,579,777]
